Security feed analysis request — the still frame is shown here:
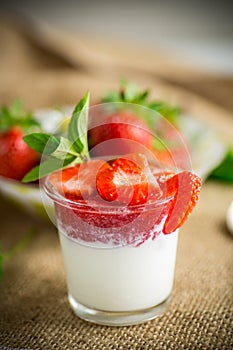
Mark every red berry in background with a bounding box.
[0,127,40,181]
[88,111,153,156]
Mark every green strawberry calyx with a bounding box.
[0,100,40,133]
[101,79,181,126]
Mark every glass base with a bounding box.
[68,294,170,326]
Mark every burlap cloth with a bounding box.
[0,18,233,350]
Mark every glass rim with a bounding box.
[42,176,174,214]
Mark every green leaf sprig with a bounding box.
[208,147,233,182]
[22,92,90,183]
[0,99,40,132]
[101,80,181,126]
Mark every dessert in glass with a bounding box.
[44,155,178,326]
[23,92,201,326]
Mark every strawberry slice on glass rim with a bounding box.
[157,171,201,234]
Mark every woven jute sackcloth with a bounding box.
[0,19,233,350]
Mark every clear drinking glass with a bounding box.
[44,177,178,326]
[41,101,190,326]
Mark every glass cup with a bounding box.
[44,177,178,326]
[41,101,190,326]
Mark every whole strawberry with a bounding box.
[0,101,41,181]
[89,111,153,156]
[89,82,184,164]
[0,127,40,180]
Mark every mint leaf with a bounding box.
[68,91,90,158]
[23,133,60,155]
[22,92,91,183]
[22,157,76,183]
[23,134,79,160]
[51,136,79,160]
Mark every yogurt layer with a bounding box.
[59,230,178,312]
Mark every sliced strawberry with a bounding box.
[96,153,161,206]
[156,171,179,198]
[49,159,105,201]
[162,171,201,234]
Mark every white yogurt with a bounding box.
[59,230,178,312]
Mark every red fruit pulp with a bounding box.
[96,156,159,206]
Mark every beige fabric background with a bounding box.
[0,18,233,350]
